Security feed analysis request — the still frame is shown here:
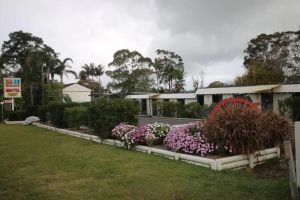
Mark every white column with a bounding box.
[295,121,300,188]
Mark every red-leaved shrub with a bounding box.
[203,107,291,155]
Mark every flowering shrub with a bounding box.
[163,122,214,156]
[24,116,40,125]
[146,123,170,144]
[112,122,171,148]
[111,123,137,148]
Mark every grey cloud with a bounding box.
[0,0,299,88]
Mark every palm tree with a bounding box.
[81,63,104,98]
[53,57,77,102]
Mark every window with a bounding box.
[197,95,204,105]
[164,99,170,102]
[212,94,222,104]
[261,93,273,110]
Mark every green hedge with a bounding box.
[88,99,139,139]
[7,110,26,121]
[64,106,88,129]
[47,102,79,128]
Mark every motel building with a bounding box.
[125,84,300,119]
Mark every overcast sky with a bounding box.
[1,0,300,89]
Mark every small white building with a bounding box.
[125,84,300,117]
[63,83,91,103]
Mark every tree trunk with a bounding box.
[60,73,63,103]
[30,83,34,106]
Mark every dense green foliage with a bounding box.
[106,49,153,93]
[47,102,79,128]
[0,125,290,199]
[0,31,76,108]
[64,106,88,129]
[236,30,300,85]
[6,110,26,121]
[88,99,139,139]
[153,101,209,119]
[154,49,185,92]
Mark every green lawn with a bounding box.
[0,124,290,200]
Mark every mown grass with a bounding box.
[0,124,290,200]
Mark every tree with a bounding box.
[106,49,154,94]
[154,49,185,92]
[0,31,59,106]
[208,81,226,88]
[52,57,77,102]
[79,63,105,99]
[242,30,300,84]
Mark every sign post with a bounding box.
[3,78,22,111]
[0,102,3,122]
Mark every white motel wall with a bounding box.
[62,83,92,103]
[125,84,300,116]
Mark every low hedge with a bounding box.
[88,99,139,139]
[6,110,26,121]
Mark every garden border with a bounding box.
[26,123,280,171]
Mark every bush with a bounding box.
[152,101,163,116]
[164,122,214,156]
[36,106,48,122]
[162,101,178,117]
[256,110,291,148]
[88,99,139,139]
[146,123,170,145]
[112,122,170,148]
[203,107,292,155]
[47,102,79,128]
[7,110,26,121]
[184,102,208,119]
[64,106,88,129]
[25,105,39,117]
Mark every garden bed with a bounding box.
[32,122,280,171]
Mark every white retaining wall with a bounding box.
[32,123,279,171]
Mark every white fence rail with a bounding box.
[31,123,279,171]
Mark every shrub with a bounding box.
[203,107,292,155]
[112,122,170,148]
[164,122,214,156]
[184,102,208,119]
[111,122,137,148]
[176,103,185,118]
[64,106,88,129]
[162,101,178,117]
[88,99,139,139]
[256,110,292,148]
[146,123,170,145]
[7,110,26,121]
[152,101,163,116]
[36,106,48,122]
[25,105,39,117]
[47,102,79,128]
